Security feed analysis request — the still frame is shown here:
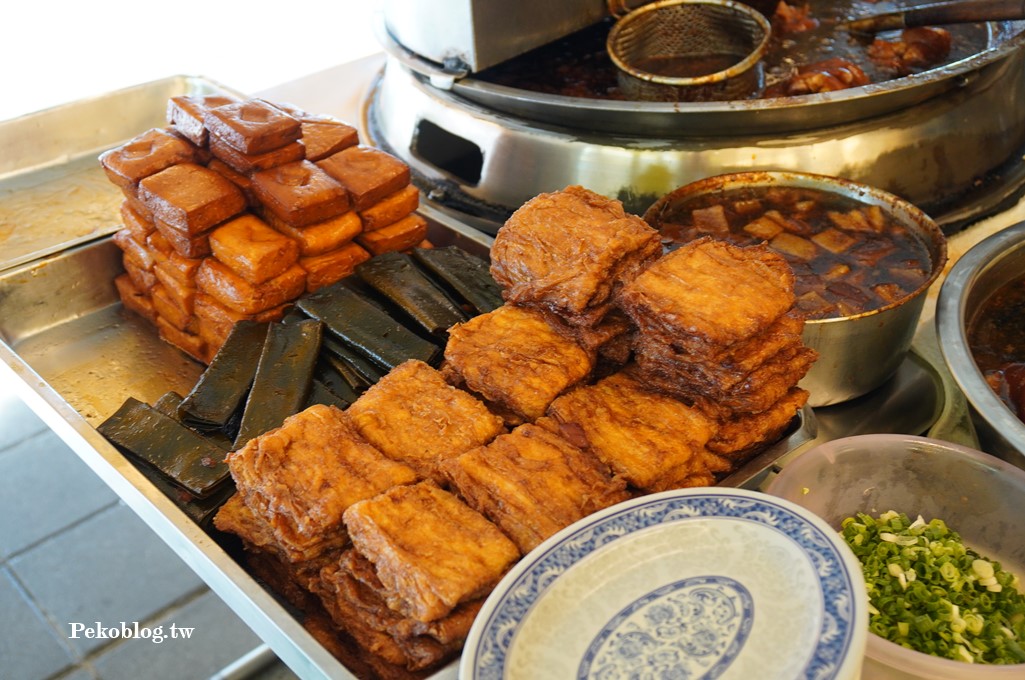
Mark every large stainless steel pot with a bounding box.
[643,171,948,407]
[936,221,1025,469]
[369,18,1025,232]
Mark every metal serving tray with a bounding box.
[0,75,242,273]
[0,75,942,680]
[0,230,818,680]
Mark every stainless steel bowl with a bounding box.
[644,171,948,407]
[936,221,1025,469]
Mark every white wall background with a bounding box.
[0,1,383,121]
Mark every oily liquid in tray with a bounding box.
[655,186,932,320]
[968,275,1025,423]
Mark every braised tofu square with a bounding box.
[300,116,359,162]
[209,134,306,175]
[355,213,428,256]
[317,145,411,212]
[138,163,246,235]
[196,257,306,315]
[443,305,594,423]
[100,127,197,192]
[208,213,300,284]
[442,423,629,553]
[544,371,726,492]
[204,98,301,155]
[251,160,350,227]
[267,210,362,256]
[359,184,420,232]
[299,241,372,293]
[343,480,520,623]
[166,94,237,146]
[226,404,419,561]
[347,360,505,481]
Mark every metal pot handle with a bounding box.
[372,12,469,90]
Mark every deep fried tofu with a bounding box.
[112,228,155,271]
[443,305,594,424]
[347,360,505,482]
[226,404,419,561]
[490,185,663,325]
[208,213,300,284]
[343,480,520,622]
[631,311,808,397]
[617,237,796,354]
[442,423,629,552]
[207,158,258,207]
[708,387,809,459]
[312,550,478,672]
[544,371,725,492]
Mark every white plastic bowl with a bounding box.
[765,434,1025,680]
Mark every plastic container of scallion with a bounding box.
[765,433,1025,680]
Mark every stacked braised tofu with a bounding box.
[101,95,425,363]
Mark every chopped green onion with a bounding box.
[840,510,1025,665]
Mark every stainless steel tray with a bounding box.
[0,235,821,680]
[0,75,242,273]
[0,76,945,680]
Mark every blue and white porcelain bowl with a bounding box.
[460,487,868,680]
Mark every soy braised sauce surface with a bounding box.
[968,276,1025,422]
[475,1,989,100]
[653,186,932,320]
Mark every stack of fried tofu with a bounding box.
[217,354,633,676]
[488,184,662,367]
[617,237,817,460]
[102,95,426,363]
[448,186,815,492]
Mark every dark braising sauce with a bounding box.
[968,276,1025,423]
[631,54,742,78]
[475,1,990,101]
[652,186,933,320]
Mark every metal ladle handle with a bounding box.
[847,0,1025,35]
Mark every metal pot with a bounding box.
[936,221,1025,469]
[643,171,948,407]
[368,15,1025,232]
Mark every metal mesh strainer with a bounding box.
[607,0,772,102]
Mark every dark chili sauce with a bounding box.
[651,186,933,320]
[968,275,1025,423]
